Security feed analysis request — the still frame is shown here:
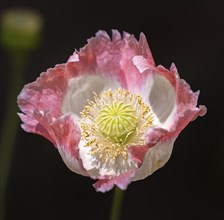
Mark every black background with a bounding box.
[0,1,223,220]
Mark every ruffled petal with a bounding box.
[53,114,87,176]
[18,64,69,119]
[68,51,79,62]
[129,127,167,165]
[133,55,207,134]
[67,30,155,95]
[156,63,207,139]
[163,79,207,140]
[120,32,155,94]
[18,111,55,143]
[19,109,87,176]
[133,55,176,124]
[66,30,127,88]
[139,33,155,66]
[93,170,136,193]
[132,55,206,173]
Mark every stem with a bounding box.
[0,52,26,220]
[110,187,125,220]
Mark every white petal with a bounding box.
[133,55,177,128]
[79,140,138,178]
[78,141,102,178]
[148,73,176,124]
[132,139,175,181]
[62,74,120,117]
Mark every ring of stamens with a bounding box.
[80,88,155,162]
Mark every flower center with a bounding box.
[96,102,138,144]
[80,88,155,161]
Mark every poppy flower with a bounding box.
[17,30,207,192]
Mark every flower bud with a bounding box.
[0,8,43,52]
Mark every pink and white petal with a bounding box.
[68,51,79,62]
[52,114,88,176]
[58,146,87,176]
[121,33,155,94]
[129,127,168,165]
[162,97,206,140]
[93,170,136,193]
[67,30,127,87]
[17,64,69,119]
[18,112,55,144]
[120,34,150,94]
[67,30,155,95]
[20,109,87,176]
[160,74,206,140]
[112,29,122,42]
[133,55,206,133]
[132,55,154,73]
[133,55,176,124]
[63,31,158,117]
[61,74,120,117]
[139,33,155,66]
[152,64,207,132]
[132,139,175,181]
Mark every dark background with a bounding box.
[0,1,223,220]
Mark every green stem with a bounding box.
[110,187,125,220]
[0,52,27,220]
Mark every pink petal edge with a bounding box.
[93,170,136,193]
[17,64,69,119]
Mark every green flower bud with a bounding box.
[0,8,43,52]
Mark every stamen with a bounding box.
[80,88,155,162]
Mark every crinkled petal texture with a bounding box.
[18,30,207,192]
